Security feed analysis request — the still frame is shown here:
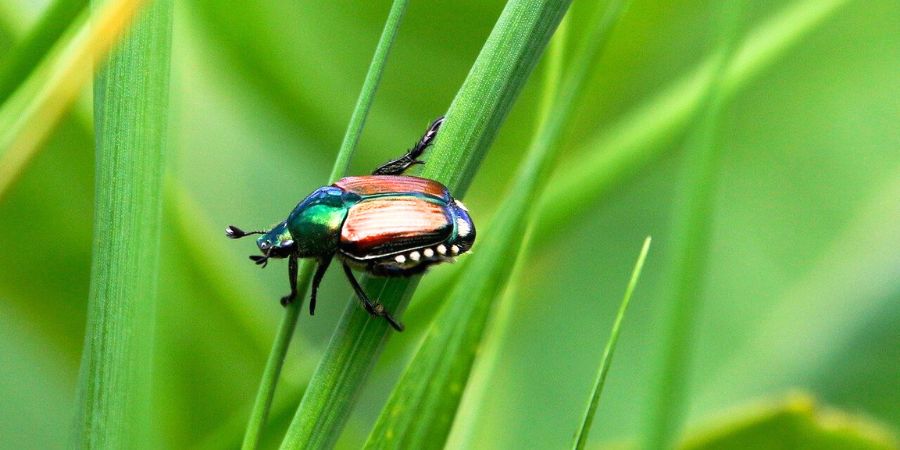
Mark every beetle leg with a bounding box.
[280,253,299,306]
[372,116,444,175]
[309,256,333,316]
[341,263,405,331]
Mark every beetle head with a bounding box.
[226,221,295,268]
[251,221,294,267]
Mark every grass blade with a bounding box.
[363,2,632,448]
[441,17,569,446]
[240,2,410,449]
[0,0,148,201]
[573,236,651,450]
[72,0,173,447]
[642,3,744,449]
[279,1,571,448]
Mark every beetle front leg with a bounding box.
[309,256,333,316]
[341,263,405,331]
[280,253,299,306]
[372,116,444,175]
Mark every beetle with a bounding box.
[226,117,474,331]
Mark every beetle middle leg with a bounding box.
[280,253,299,306]
[309,256,333,316]
[372,116,444,175]
[341,263,404,331]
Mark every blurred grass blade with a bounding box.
[72,0,173,447]
[643,3,743,449]
[0,0,86,103]
[534,0,853,240]
[240,2,410,449]
[279,1,571,448]
[0,0,149,202]
[363,2,632,448]
[573,236,651,450]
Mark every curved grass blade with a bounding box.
[0,0,149,202]
[363,1,633,448]
[72,0,173,447]
[240,1,410,449]
[0,0,86,103]
[279,1,571,448]
[573,236,651,450]
[642,2,744,449]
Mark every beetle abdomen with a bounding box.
[340,197,452,259]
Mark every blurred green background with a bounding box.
[0,0,898,448]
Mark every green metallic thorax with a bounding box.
[286,186,360,257]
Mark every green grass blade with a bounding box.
[362,2,631,448]
[279,1,571,448]
[240,2,410,449]
[642,3,744,449]
[573,236,651,450]
[0,0,86,104]
[0,0,148,201]
[434,14,569,448]
[72,0,173,447]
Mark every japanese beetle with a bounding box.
[226,117,474,331]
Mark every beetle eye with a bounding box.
[260,242,270,250]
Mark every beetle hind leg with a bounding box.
[341,263,405,331]
[372,116,444,175]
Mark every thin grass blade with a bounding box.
[573,236,651,450]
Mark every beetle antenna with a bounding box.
[226,225,265,239]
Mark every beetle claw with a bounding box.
[249,254,269,268]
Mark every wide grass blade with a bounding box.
[240,2,410,449]
[362,1,632,448]
[279,1,571,448]
[642,2,744,449]
[0,0,149,201]
[573,236,651,450]
[72,0,173,447]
